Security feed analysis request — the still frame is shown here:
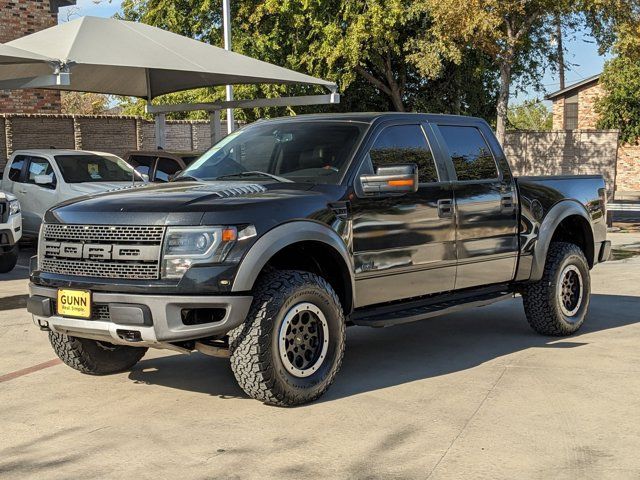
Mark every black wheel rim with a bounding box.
[278,302,329,378]
[558,264,583,318]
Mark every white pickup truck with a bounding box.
[0,191,22,273]
[0,150,144,238]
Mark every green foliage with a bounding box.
[118,0,499,120]
[596,56,640,144]
[507,100,553,131]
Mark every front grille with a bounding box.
[0,202,6,223]
[40,224,164,280]
[41,259,159,279]
[43,224,164,243]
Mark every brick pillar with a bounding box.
[73,116,82,150]
[4,116,13,158]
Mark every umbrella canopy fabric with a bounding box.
[0,16,335,99]
[0,44,53,64]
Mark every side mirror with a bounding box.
[34,174,54,187]
[359,164,418,196]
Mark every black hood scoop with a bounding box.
[191,183,267,198]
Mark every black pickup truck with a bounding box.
[27,113,610,406]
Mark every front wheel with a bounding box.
[522,242,591,336]
[229,270,346,407]
[0,246,18,273]
[49,332,148,375]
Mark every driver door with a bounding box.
[351,123,456,307]
[18,156,59,235]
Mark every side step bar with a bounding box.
[352,287,514,328]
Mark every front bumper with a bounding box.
[28,284,253,349]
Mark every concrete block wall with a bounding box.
[0,114,217,171]
[76,117,139,158]
[504,130,619,193]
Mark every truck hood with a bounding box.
[66,182,145,196]
[45,180,341,229]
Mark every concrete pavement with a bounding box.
[1,239,640,479]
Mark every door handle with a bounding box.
[437,199,453,218]
[501,194,514,211]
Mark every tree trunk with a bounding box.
[496,55,513,145]
[555,15,565,90]
[389,84,406,112]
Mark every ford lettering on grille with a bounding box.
[39,224,164,280]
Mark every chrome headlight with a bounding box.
[8,199,20,216]
[161,226,238,279]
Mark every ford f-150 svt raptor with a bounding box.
[27,113,610,406]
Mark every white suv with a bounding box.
[0,150,144,238]
[0,191,22,273]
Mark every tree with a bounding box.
[409,0,577,145]
[596,23,640,143]
[61,91,109,115]
[119,0,500,120]
[507,100,552,131]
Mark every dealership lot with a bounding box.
[1,233,639,479]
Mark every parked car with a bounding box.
[0,191,22,273]
[0,150,144,238]
[123,150,203,182]
[27,113,610,406]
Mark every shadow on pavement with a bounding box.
[128,294,639,402]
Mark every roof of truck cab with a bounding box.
[11,149,123,158]
[258,112,486,125]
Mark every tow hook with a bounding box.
[36,319,50,331]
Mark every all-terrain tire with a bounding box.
[0,246,18,273]
[49,332,148,375]
[522,242,591,336]
[229,270,346,407]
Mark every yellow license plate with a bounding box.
[57,289,92,319]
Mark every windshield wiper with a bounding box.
[171,175,201,182]
[215,171,292,183]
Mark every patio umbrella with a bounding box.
[0,44,53,64]
[0,16,336,99]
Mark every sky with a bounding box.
[59,0,608,105]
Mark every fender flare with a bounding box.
[231,221,355,308]
[530,200,594,281]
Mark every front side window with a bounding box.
[438,125,498,181]
[181,121,364,185]
[54,154,139,183]
[8,156,26,182]
[368,125,438,183]
[27,157,57,187]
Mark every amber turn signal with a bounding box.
[387,179,414,187]
[222,227,238,242]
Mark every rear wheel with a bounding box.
[522,242,591,336]
[49,332,147,375]
[0,246,18,273]
[229,270,346,406]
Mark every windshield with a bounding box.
[55,154,141,183]
[178,121,364,184]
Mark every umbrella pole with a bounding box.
[154,113,166,150]
[223,0,235,134]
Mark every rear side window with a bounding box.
[8,156,26,182]
[155,157,182,182]
[438,125,498,181]
[128,155,156,177]
[369,125,438,183]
